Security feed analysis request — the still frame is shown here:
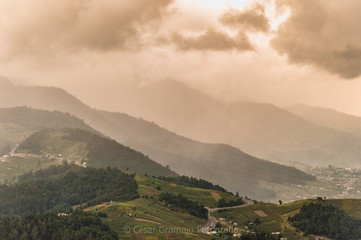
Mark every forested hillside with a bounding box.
[289,203,361,240]
[0,165,138,216]
[0,210,118,240]
[157,176,230,193]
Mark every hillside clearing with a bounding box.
[255,210,268,217]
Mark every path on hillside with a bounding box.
[198,199,254,234]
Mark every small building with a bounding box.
[58,213,69,216]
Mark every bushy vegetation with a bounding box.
[0,142,10,156]
[0,210,118,240]
[0,165,138,217]
[217,231,277,240]
[157,176,230,193]
[158,192,208,219]
[217,197,244,208]
[237,232,278,240]
[289,202,361,240]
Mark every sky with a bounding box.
[0,0,361,116]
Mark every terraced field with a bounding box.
[212,199,361,240]
[84,174,239,239]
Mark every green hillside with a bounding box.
[211,199,361,240]
[0,163,241,240]
[0,165,138,217]
[289,202,361,239]
[16,128,178,177]
[0,210,119,240]
[84,172,240,239]
[0,107,105,183]
[0,106,98,155]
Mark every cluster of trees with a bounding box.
[18,164,74,183]
[0,210,118,240]
[289,202,361,240]
[158,192,208,219]
[217,197,244,208]
[157,176,229,193]
[215,231,278,240]
[0,165,139,216]
[236,232,278,240]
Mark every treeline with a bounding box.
[218,232,277,240]
[157,176,229,193]
[18,164,74,183]
[289,202,361,240]
[217,197,244,208]
[0,165,138,217]
[158,192,208,219]
[0,210,118,240]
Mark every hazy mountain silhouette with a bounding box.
[288,104,361,136]
[0,77,315,199]
[98,79,361,167]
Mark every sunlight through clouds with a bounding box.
[178,0,253,12]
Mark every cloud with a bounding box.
[169,2,272,52]
[171,28,254,52]
[0,0,174,57]
[219,3,270,32]
[272,0,361,79]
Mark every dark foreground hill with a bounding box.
[0,165,138,217]
[0,210,119,240]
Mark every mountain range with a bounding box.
[94,79,361,168]
[0,77,317,199]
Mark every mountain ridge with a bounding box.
[0,78,316,200]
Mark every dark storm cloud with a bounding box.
[220,3,270,32]
[0,0,174,56]
[170,2,271,52]
[171,28,254,52]
[272,0,361,79]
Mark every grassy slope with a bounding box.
[84,174,239,239]
[0,156,63,183]
[0,107,101,183]
[212,199,361,240]
[135,174,239,208]
[16,128,178,178]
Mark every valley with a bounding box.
[1,80,361,239]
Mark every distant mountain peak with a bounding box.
[0,76,14,87]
